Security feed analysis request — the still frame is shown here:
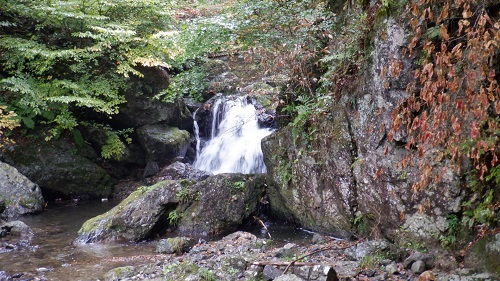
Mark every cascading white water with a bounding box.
[194,95,274,174]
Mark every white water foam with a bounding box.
[194,95,274,174]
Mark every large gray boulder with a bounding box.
[136,124,191,167]
[75,174,265,243]
[74,180,182,243]
[0,161,44,218]
[1,139,115,200]
[176,174,266,236]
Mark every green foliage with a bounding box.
[0,105,20,148]
[463,190,498,229]
[359,252,386,269]
[439,214,460,248]
[233,181,246,191]
[0,0,176,152]
[199,268,218,281]
[175,185,201,203]
[157,66,207,102]
[167,210,181,226]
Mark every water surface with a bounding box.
[1,201,157,281]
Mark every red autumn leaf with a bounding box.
[471,123,479,139]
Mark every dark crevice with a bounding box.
[147,202,179,240]
[344,109,360,236]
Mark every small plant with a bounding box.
[403,241,428,252]
[176,187,189,200]
[199,268,217,281]
[439,214,460,248]
[463,190,498,228]
[167,210,181,226]
[233,181,246,191]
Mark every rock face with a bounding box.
[136,124,191,167]
[464,233,500,279]
[1,140,115,200]
[75,174,265,243]
[0,161,44,218]
[262,10,466,245]
[116,66,193,129]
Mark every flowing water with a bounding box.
[194,95,275,174]
[0,201,157,280]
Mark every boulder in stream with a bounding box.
[0,161,44,218]
[75,174,266,243]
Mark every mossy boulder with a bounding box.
[176,174,266,236]
[156,237,194,254]
[116,66,193,129]
[136,124,191,167]
[74,180,181,243]
[75,174,266,243]
[0,161,44,218]
[1,139,115,200]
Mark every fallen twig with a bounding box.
[253,216,272,239]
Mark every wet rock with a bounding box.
[263,265,283,280]
[76,174,265,243]
[1,139,114,200]
[0,220,34,243]
[344,239,398,261]
[104,265,137,281]
[155,161,210,182]
[156,237,193,254]
[0,271,12,281]
[176,174,266,236]
[75,180,181,243]
[0,161,44,218]
[142,161,160,178]
[411,260,427,274]
[136,124,190,167]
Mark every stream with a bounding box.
[0,201,157,280]
[1,200,313,280]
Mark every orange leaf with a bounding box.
[440,24,449,41]
[462,3,472,19]
[437,3,449,23]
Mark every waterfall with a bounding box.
[193,95,275,174]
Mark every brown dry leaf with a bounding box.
[462,3,472,18]
[440,24,449,41]
[437,3,449,24]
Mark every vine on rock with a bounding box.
[389,0,499,222]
